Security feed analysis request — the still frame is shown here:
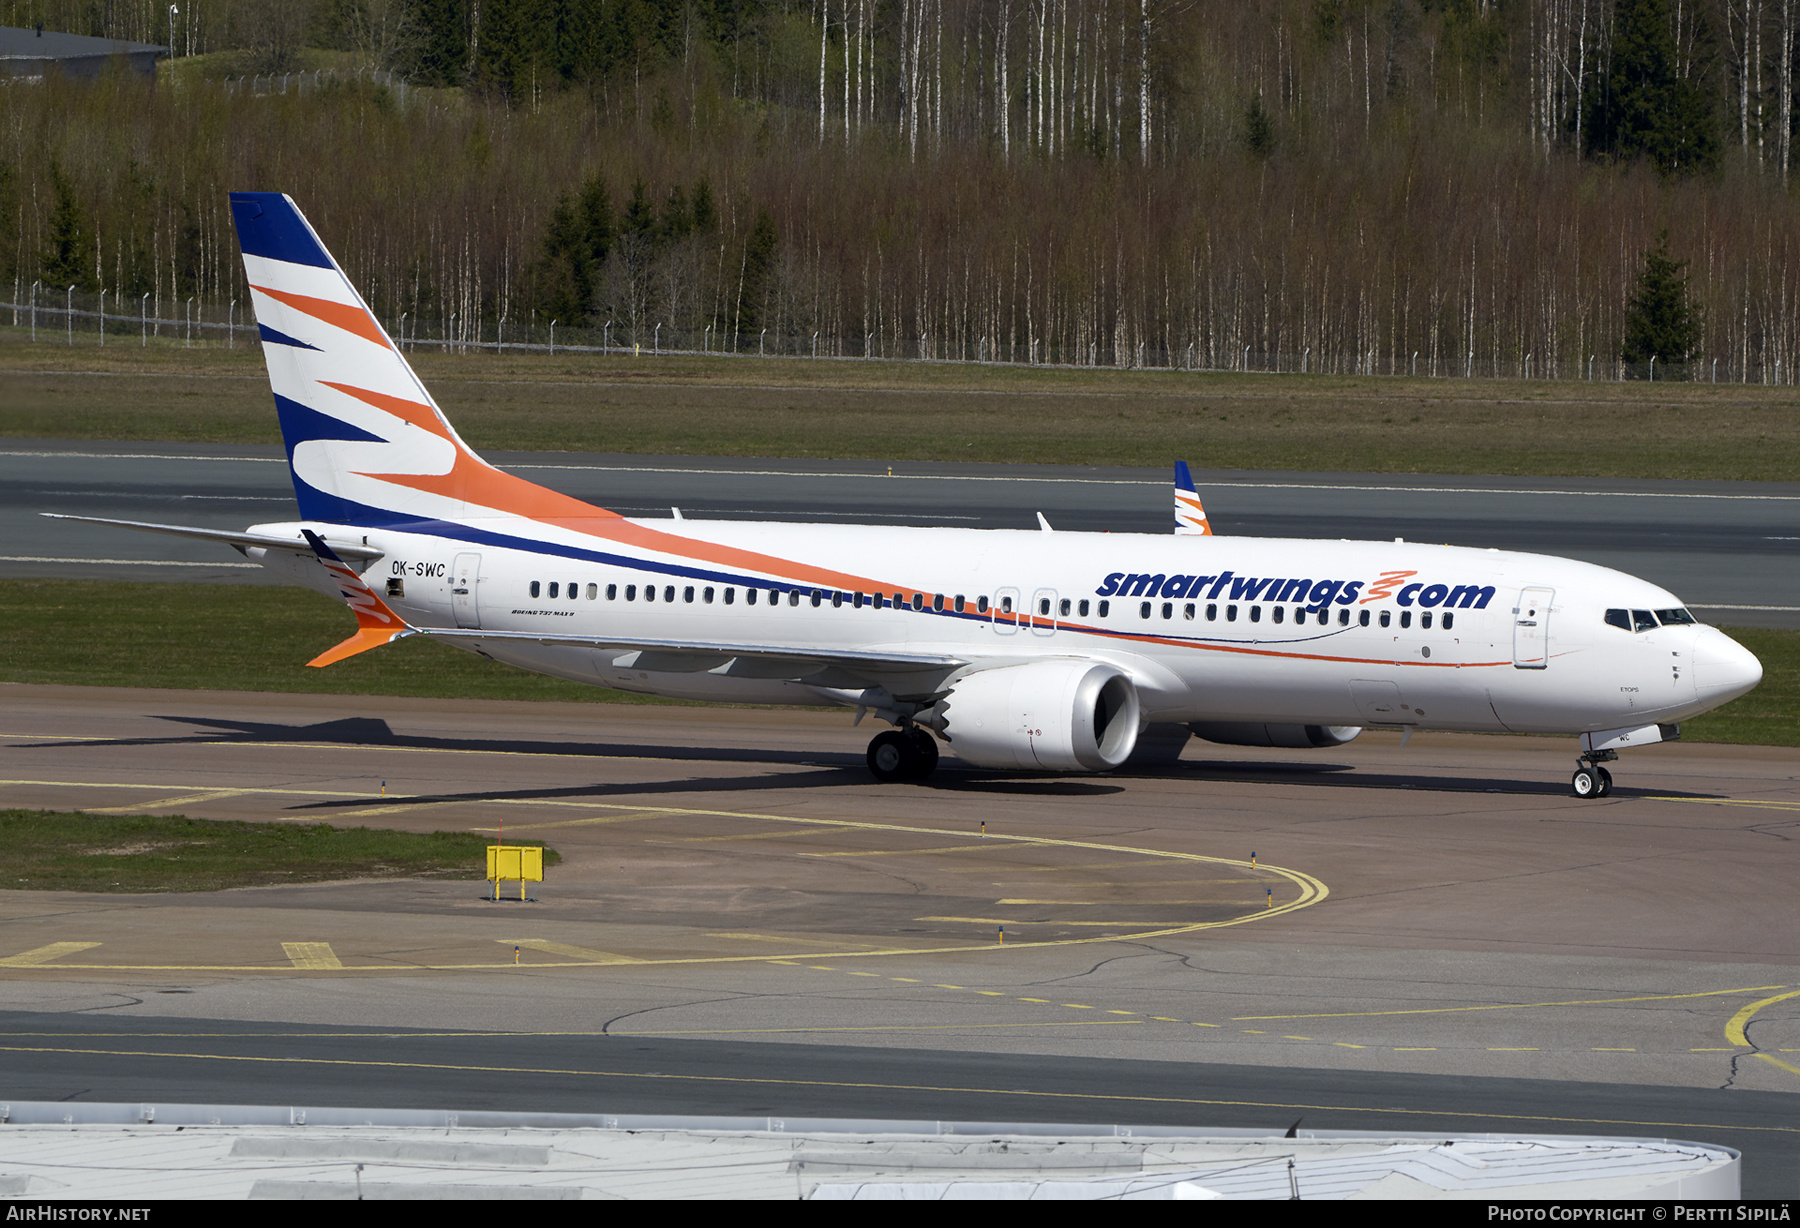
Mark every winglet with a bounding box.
[302,530,417,667]
[1174,461,1212,536]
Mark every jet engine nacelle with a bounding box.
[1188,722,1362,749]
[936,660,1141,771]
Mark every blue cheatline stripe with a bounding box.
[229,192,334,270]
[257,323,321,351]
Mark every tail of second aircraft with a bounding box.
[229,192,607,530]
[1174,461,1212,536]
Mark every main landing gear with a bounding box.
[1571,749,1617,799]
[867,726,940,783]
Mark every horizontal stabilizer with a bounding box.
[40,513,384,561]
[301,530,416,667]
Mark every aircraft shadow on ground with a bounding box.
[24,713,1720,802]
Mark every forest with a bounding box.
[5,0,1800,377]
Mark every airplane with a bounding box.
[48,193,1763,799]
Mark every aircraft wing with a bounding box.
[40,514,386,562]
[429,627,967,676]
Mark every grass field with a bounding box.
[0,808,557,893]
[0,578,1790,746]
[0,578,683,705]
[5,340,1800,480]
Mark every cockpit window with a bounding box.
[1656,607,1697,626]
[1632,609,1657,633]
[1604,609,1631,631]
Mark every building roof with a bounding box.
[0,25,167,79]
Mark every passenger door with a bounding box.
[1513,586,1553,669]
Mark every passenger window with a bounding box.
[548,582,558,598]
[745,588,757,605]
[569,582,578,600]
[1038,597,1050,616]
[664,585,675,602]
[684,586,695,603]
[1206,603,1217,621]
[1604,609,1631,631]
[1442,612,1454,630]
[724,588,735,605]
[932,594,943,612]
[606,583,617,600]
[1161,602,1173,620]
[1295,607,1306,624]
[1139,601,1152,619]
[833,591,844,608]
[978,595,989,614]
[791,590,802,606]
[1400,610,1412,628]
[1379,610,1391,628]
[1359,609,1370,626]
[1000,595,1013,613]
[893,592,904,608]
[911,592,923,610]
[958,595,969,613]
[1227,604,1238,622]
[1337,608,1349,625]
[625,584,637,600]
[1079,599,1090,617]
[1250,605,1262,623]
[1059,598,1070,616]
[704,587,715,603]
[530,581,540,598]
[1632,609,1657,633]
[1184,603,1195,620]
[1422,611,1433,629]
[1272,606,1284,624]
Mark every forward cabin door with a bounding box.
[452,552,483,629]
[1512,586,1553,669]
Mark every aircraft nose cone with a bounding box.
[1693,630,1762,707]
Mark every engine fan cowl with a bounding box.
[936,661,1141,771]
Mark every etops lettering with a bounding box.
[1093,569,1497,613]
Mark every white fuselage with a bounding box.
[248,517,1756,739]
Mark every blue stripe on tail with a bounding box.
[229,193,334,270]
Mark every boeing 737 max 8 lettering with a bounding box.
[49,194,1764,798]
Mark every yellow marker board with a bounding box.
[487,844,544,900]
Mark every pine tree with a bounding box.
[531,172,613,324]
[1585,0,1719,175]
[40,162,96,293]
[1621,231,1701,370]
[1240,93,1275,159]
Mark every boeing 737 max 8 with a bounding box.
[49,194,1764,798]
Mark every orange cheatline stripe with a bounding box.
[362,452,923,597]
[250,284,390,349]
[320,381,450,438]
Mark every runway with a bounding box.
[2,685,1796,1193]
[8,440,1800,625]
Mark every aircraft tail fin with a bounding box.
[231,193,593,530]
[301,530,417,667]
[1174,461,1212,536]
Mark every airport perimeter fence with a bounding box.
[0,287,1782,386]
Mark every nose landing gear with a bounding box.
[867,726,941,782]
[1571,750,1616,798]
